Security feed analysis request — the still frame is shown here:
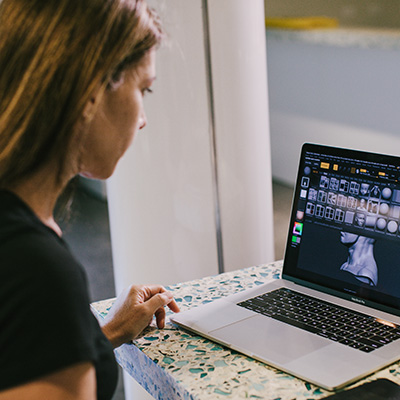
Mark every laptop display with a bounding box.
[284,144,400,314]
[171,143,400,391]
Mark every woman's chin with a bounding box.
[79,169,114,181]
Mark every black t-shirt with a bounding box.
[0,191,118,399]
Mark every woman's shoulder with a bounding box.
[0,191,80,273]
[0,190,90,310]
[0,190,56,237]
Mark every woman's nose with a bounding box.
[139,113,147,130]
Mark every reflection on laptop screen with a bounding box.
[284,144,400,313]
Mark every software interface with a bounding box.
[290,149,400,303]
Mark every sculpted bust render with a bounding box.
[340,232,378,286]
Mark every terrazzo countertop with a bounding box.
[266,27,400,50]
[92,261,400,399]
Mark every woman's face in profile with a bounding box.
[79,49,156,180]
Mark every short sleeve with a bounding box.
[0,230,100,390]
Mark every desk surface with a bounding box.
[92,261,400,399]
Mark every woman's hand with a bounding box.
[100,285,180,348]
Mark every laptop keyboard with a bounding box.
[237,288,400,353]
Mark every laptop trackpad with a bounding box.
[209,315,330,365]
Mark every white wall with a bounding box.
[267,37,400,185]
[207,0,275,271]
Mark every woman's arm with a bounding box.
[0,362,96,400]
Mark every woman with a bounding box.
[0,0,179,398]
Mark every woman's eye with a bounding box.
[143,88,153,96]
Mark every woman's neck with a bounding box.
[7,169,68,237]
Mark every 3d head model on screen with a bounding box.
[340,232,378,286]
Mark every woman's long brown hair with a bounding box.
[0,0,163,188]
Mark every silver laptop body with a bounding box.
[171,143,400,391]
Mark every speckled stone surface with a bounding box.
[92,261,400,399]
[267,27,400,50]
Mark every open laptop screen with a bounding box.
[283,143,400,314]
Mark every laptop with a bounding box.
[171,143,400,391]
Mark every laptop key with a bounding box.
[357,337,383,349]
[369,335,390,345]
[360,346,375,353]
[272,313,320,335]
[350,342,364,349]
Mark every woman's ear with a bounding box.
[82,85,104,121]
